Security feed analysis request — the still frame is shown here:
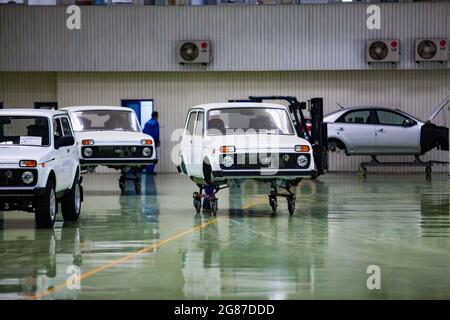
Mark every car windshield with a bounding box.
[207,108,295,136]
[0,116,50,147]
[71,110,140,132]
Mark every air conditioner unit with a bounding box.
[176,41,211,65]
[366,40,400,64]
[415,38,448,63]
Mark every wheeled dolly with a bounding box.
[359,155,448,178]
[119,168,142,194]
[192,184,227,215]
[268,184,296,215]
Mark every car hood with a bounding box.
[0,146,51,164]
[74,131,153,144]
[427,97,449,122]
[202,134,309,151]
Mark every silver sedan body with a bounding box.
[324,107,425,156]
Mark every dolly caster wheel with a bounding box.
[358,167,367,177]
[287,199,295,215]
[134,181,141,195]
[119,180,125,194]
[193,192,202,213]
[425,166,432,178]
[269,196,277,214]
[210,200,218,216]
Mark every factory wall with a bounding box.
[1,3,449,71]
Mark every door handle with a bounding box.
[337,127,344,132]
[377,128,385,133]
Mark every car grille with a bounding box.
[0,169,38,187]
[82,146,153,159]
[219,153,310,170]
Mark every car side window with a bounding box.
[53,118,63,138]
[194,112,204,136]
[338,110,371,124]
[60,117,73,136]
[376,110,411,126]
[185,111,197,136]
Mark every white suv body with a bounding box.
[178,103,316,186]
[62,106,157,169]
[0,109,82,228]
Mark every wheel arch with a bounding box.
[328,137,348,154]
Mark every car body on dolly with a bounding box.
[324,100,449,156]
[62,106,157,194]
[0,109,82,228]
[177,102,318,215]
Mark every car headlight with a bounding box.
[21,171,34,185]
[222,155,234,168]
[142,147,152,157]
[296,155,308,168]
[83,147,93,157]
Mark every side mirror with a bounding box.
[403,119,415,127]
[55,135,75,149]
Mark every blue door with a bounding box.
[121,99,153,127]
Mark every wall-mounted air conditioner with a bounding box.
[176,41,211,65]
[366,40,400,64]
[415,38,448,63]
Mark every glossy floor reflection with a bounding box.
[0,173,449,299]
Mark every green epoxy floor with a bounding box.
[0,173,449,299]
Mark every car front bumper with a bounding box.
[80,159,158,165]
[212,169,317,178]
[0,187,46,197]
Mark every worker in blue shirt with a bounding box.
[143,111,160,174]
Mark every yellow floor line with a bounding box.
[30,216,224,300]
[30,196,267,300]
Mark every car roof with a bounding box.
[325,106,423,122]
[0,108,67,118]
[62,106,133,112]
[188,102,289,112]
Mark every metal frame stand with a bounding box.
[192,184,228,215]
[268,183,296,215]
[119,168,141,194]
[359,155,448,178]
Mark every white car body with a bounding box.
[324,105,449,156]
[0,109,81,227]
[178,103,317,186]
[62,106,157,168]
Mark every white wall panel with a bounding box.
[0,72,57,107]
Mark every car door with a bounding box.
[180,110,197,175]
[334,109,376,154]
[191,111,205,177]
[374,109,421,154]
[52,117,68,191]
[60,116,78,184]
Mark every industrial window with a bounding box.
[35,102,58,110]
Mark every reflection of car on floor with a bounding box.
[324,99,448,156]
[0,109,82,228]
[62,106,158,194]
[177,102,318,215]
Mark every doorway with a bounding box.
[121,99,154,127]
[34,102,58,110]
